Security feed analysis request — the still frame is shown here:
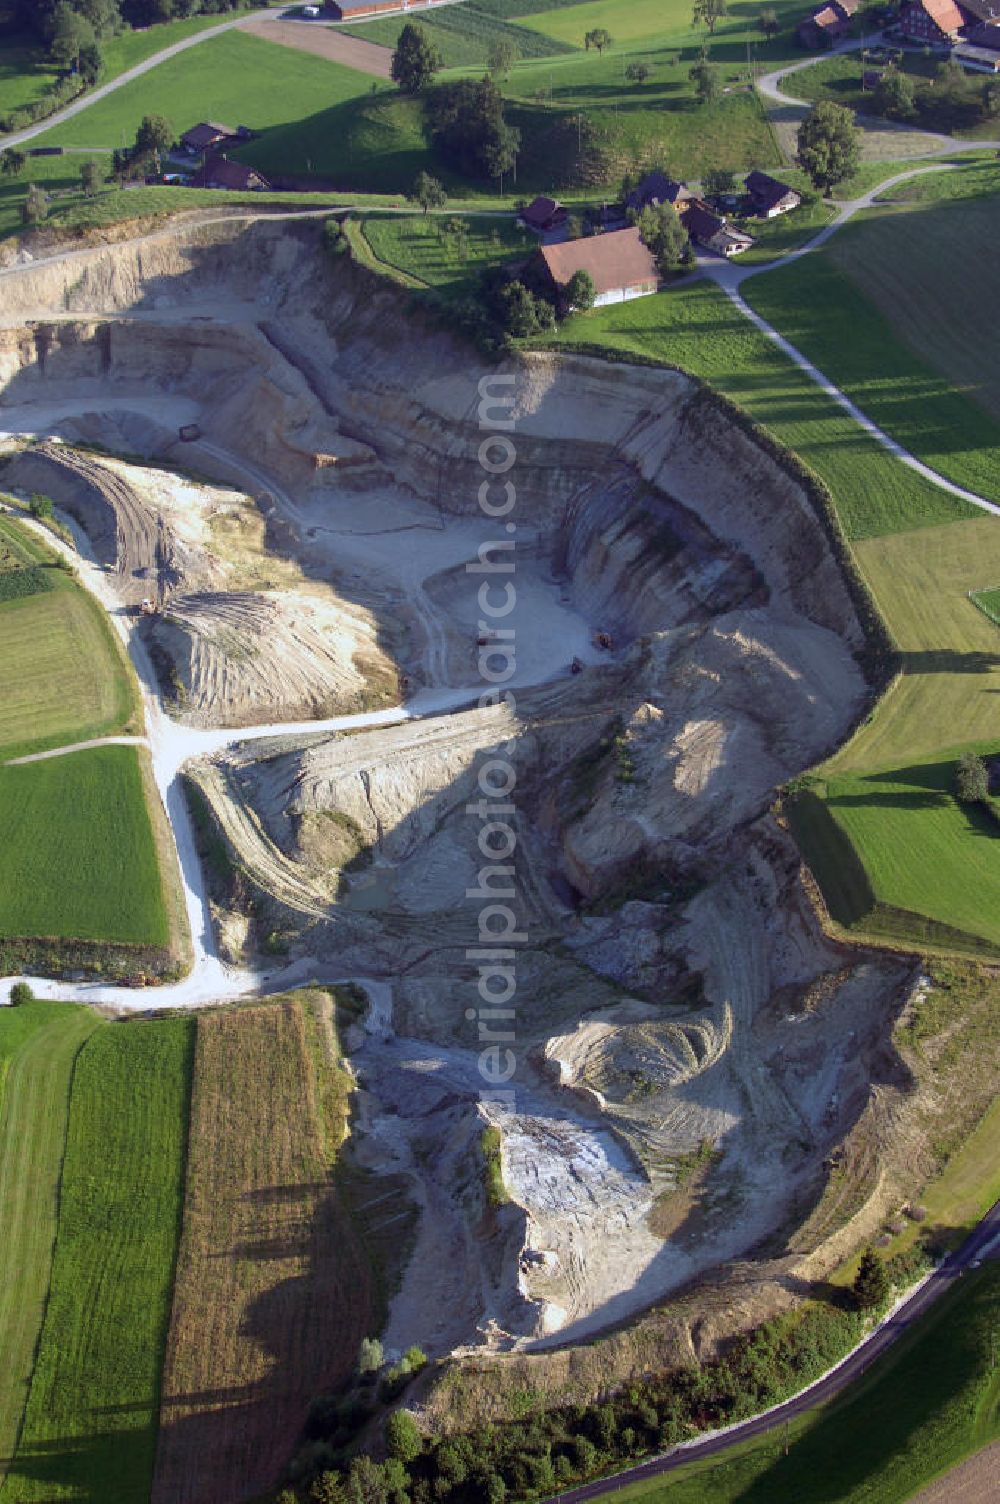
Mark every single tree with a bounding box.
[22,183,48,227]
[584,27,613,52]
[875,68,917,121]
[796,100,860,191]
[488,37,518,79]
[757,5,779,37]
[80,158,103,196]
[853,1246,891,1311]
[49,2,96,69]
[9,982,34,1006]
[135,113,173,157]
[310,1474,348,1504]
[565,268,596,310]
[692,0,728,34]
[497,281,554,337]
[480,117,520,190]
[689,57,721,105]
[391,23,442,94]
[0,148,27,178]
[357,1335,384,1374]
[346,1456,390,1504]
[78,40,104,85]
[385,1409,423,1463]
[625,61,650,83]
[409,169,446,213]
[956,751,990,803]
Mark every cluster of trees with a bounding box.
[286,1249,924,1504]
[427,76,520,189]
[873,59,1000,131]
[111,112,174,183]
[630,200,692,272]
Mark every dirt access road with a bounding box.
[545,1200,1000,1504]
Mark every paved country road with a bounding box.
[545,1201,1000,1504]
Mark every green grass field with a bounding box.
[0,1003,100,1489]
[360,211,534,294]
[340,6,573,66]
[547,279,977,539]
[602,1261,1000,1504]
[28,30,379,157]
[744,252,1000,502]
[789,751,1000,954]
[825,183,1000,426]
[841,516,1000,769]
[0,746,168,948]
[0,516,140,760]
[2,1016,194,1504]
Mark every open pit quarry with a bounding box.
[0,215,916,1359]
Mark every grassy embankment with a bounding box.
[152,994,374,1504]
[596,1261,1000,1504]
[537,242,999,954]
[0,1003,100,1489]
[0,514,139,759]
[0,514,180,975]
[0,1016,194,1504]
[788,46,1000,138]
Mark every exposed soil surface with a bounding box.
[239,16,394,77]
[0,217,915,1357]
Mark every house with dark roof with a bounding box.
[180,121,238,155]
[531,227,660,307]
[963,15,1000,41]
[898,0,966,41]
[745,171,802,218]
[625,172,694,214]
[517,195,568,235]
[192,155,271,192]
[797,0,859,47]
[680,199,754,256]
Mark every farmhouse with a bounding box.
[531,228,659,307]
[745,171,802,218]
[626,172,694,213]
[898,0,966,42]
[180,121,238,154]
[797,0,859,48]
[326,0,417,16]
[192,155,272,192]
[681,200,754,256]
[518,195,568,235]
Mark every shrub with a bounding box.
[385,1409,423,1463]
[9,982,35,1006]
[955,751,989,804]
[854,1246,891,1311]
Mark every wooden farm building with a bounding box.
[898,0,966,41]
[192,155,272,192]
[797,0,859,48]
[532,228,659,307]
[180,121,238,154]
[518,196,568,235]
[626,172,694,214]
